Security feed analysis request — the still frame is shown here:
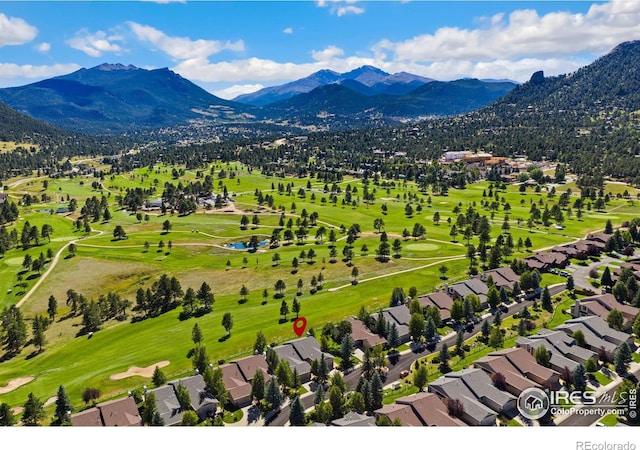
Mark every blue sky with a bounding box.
[0,1,638,98]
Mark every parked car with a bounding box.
[465,322,474,332]
[400,370,410,378]
[500,305,509,313]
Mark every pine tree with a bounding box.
[289,396,306,426]
[541,286,552,312]
[53,385,72,426]
[22,392,45,426]
[152,365,167,387]
[251,369,265,402]
[573,364,587,391]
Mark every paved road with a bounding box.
[558,365,640,427]
[569,256,617,293]
[266,283,566,426]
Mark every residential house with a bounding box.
[374,402,424,426]
[524,251,569,272]
[447,278,489,308]
[571,294,639,330]
[417,291,455,322]
[556,316,635,358]
[396,392,467,426]
[474,348,560,396]
[219,363,254,408]
[331,411,376,426]
[169,375,218,420]
[232,354,271,383]
[70,407,103,427]
[516,329,596,372]
[274,336,333,382]
[347,317,387,350]
[374,305,411,342]
[152,384,184,426]
[71,397,142,427]
[429,368,517,426]
[482,267,520,291]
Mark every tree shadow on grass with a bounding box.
[218,335,230,343]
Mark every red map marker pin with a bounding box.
[293,317,307,337]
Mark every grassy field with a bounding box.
[2,161,640,415]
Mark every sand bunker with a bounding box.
[110,360,170,380]
[44,396,58,407]
[0,376,34,394]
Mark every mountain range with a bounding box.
[0,64,516,134]
[0,63,256,134]
[234,65,434,106]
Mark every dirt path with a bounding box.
[16,230,104,309]
[327,255,466,292]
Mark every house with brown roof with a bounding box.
[374,402,424,426]
[347,317,387,350]
[482,267,520,291]
[570,294,639,330]
[70,407,103,427]
[396,392,467,426]
[71,397,142,427]
[417,291,455,321]
[474,348,560,396]
[232,354,271,383]
[525,251,569,272]
[220,364,253,407]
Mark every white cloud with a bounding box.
[36,42,51,53]
[283,27,293,35]
[317,0,365,16]
[0,63,82,87]
[311,45,344,62]
[213,83,265,100]
[170,0,640,91]
[66,29,125,57]
[128,22,244,61]
[374,0,640,63]
[0,13,38,47]
[336,5,365,17]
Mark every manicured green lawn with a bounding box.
[382,383,418,405]
[3,162,640,418]
[590,371,613,386]
[598,413,619,426]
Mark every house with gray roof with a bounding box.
[273,343,312,382]
[373,305,411,342]
[428,368,516,426]
[152,384,184,426]
[447,278,489,307]
[169,374,218,420]
[556,316,634,359]
[516,329,596,372]
[331,411,376,426]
